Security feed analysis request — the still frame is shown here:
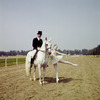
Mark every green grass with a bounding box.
[18,58,26,64]
[93,55,100,58]
[88,55,100,58]
[0,58,26,67]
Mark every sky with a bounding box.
[0,0,100,51]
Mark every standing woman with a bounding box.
[49,44,78,83]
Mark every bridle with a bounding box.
[38,40,51,53]
[39,47,51,53]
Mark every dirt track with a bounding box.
[0,56,100,100]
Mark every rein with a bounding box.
[39,47,51,53]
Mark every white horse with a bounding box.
[25,38,51,85]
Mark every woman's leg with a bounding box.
[59,60,78,66]
[53,63,59,83]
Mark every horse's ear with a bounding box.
[45,37,47,41]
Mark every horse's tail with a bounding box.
[25,56,31,76]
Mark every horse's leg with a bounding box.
[29,67,32,81]
[28,62,32,81]
[42,66,46,84]
[53,63,59,83]
[59,60,78,66]
[33,66,36,81]
[38,64,42,85]
[28,57,32,81]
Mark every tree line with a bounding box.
[0,44,100,56]
[0,50,29,56]
[58,44,100,55]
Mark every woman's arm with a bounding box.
[56,51,67,56]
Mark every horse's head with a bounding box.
[45,37,52,54]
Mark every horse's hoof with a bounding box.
[42,81,45,84]
[39,82,42,85]
[34,78,36,81]
[39,81,42,84]
[30,78,33,81]
[39,81,44,85]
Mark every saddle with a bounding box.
[31,50,38,66]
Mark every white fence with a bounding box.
[0,56,26,67]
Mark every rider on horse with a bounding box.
[32,31,43,50]
[31,31,43,65]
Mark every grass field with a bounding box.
[0,57,26,67]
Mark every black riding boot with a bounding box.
[31,58,33,68]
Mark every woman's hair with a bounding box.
[53,44,58,48]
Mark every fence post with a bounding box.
[5,57,7,67]
[16,55,18,66]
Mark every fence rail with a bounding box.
[0,56,26,67]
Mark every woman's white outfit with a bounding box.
[49,50,63,65]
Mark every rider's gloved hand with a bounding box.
[37,47,40,50]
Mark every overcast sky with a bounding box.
[0,0,100,51]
